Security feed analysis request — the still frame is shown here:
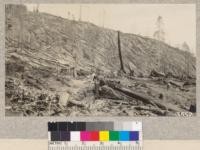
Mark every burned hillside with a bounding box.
[5,5,196,116]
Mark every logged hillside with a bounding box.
[5,5,196,116]
[5,5,196,78]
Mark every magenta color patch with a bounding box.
[80,131,91,141]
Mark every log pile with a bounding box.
[98,78,183,115]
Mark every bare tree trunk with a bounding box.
[117,31,125,73]
[79,5,82,21]
[18,8,23,52]
[187,53,190,78]
[36,4,39,13]
[73,56,77,78]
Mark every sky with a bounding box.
[26,4,196,54]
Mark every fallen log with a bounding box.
[67,99,87,108]
[99,79,182,112]
[183,80,196,86]
[109,100,134,105]
[112,86,180,112]
[100,85,124,100]
[150,70,165,77]
[113,86,157,107]
[134,106,166,116]
[125,88,181,112]
[168,80,183,88]
[100,79,157,106]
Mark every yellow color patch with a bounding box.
[99,131,109,141]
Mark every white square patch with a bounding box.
[70,131,80,141]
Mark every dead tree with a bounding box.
[56,61,59,79]
[153,16,167,74]
[117,31,125,73]
[102,9,105,28]
[71,40,77,78]
[79,5,82,21]
[36,4,39,13]
[153,16,165,42]
[69,18,78,78]
[18,5,24,52]
[182,42,191,78]
[67,11,71,19]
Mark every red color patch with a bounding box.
[90,131,99,141]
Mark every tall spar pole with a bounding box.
[19,1,24,52]
[102,9,105,28]
[79,5,82,21]
[117,31,125,73]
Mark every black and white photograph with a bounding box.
[5,4,196,117]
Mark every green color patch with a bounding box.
[109,131,119,141]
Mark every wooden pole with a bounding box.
[117,31,125,73]
[79,5,82,21]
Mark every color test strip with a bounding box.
[48,121,141,131]
[109,131,119,141]
[71,131,80,141]
[60,131,70,141]
[130,131,139,141]
[81,131,91,141]
[48,122,87,131]
[50,131,140,141]
[48,122,142,142]
[99,131,109,141]
[119,131,130,141]
[51,131,60,141]
[90,131,99,141]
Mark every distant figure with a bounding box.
[53,94,60,103]
[167,82,170,90]
[128,62,136,77]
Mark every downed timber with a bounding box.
[134,106,166,116]
[100,85,125,100]
[150,70,165,77]
[110,100,129,105]
[99,79,182,112]
[109,99,136,105]
[113,86,157,107]
[183,80,196,86]
[112,86,179,112]
[67,99,87,108]
[114,86,182,112]
[168,80,183,88]
[100,79,157,106]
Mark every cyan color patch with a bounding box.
[119,131,130,141]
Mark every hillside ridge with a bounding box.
[5,4,196,78]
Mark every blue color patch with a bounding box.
[129,131,139,141]
[119,131,130,141]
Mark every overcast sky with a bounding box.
[26,4,196,54]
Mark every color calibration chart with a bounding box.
[48,121,142,150]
